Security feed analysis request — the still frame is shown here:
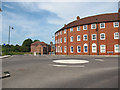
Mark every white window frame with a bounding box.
[56,47,57,52]
[77,26,80,31]
[91,24,96,29]
[100,33,105,40]
[70,36,74,42]
[61,46,62,53]
[64,37,66,43]
[83,34,88,41]
[58,39,59,44]
[92,43,97,53]
[64,46,66,53]
[60,38,62,43]
[70,46,74,53]
[70,27,73,32]
[92,34,96,40]
[83,25,87,30]
[60,31,62,35]
[58,46,60,52]
[64,29,66,34]
[100,23,105,29]
[84,43,88,53]
[114,22,119,28]
[114,44,119,53]
[77,35,81,41]
[114,32,119,39]
[77,46,81,53]
[100,45,106,53]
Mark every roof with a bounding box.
[55,13,119,34]
[31,41,49,47]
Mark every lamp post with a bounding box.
[96,19,99,55]
[8,26,14,45]
[8,26,14,53]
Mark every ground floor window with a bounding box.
[100,45,106,53]
[61,46,62,53]
[64,46,66,53]
[114,44,119,53]
[56,47,57,52]
[84,44,88,53]
[70,46,74,53]
[92,43,97,53]
[77,46,81,53]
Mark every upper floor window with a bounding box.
[100,33,105,40]
[58,39,59,44]
[114,44,119,53]
[56,40,57,44]
[60,38,62,43]
[83,34,88,41]
[64,37,66,42]
[70,46,74,53]
[114,32,119,39]
[64,29,66,34]
[70,36,74,42]
[92,34,96,40]
[60,31,62,35]
[114,22,119,28]
[70,27,73,32]
[100,23,105,29]
[83,25,87,30]
[77,35,81,41]
[77,26,80,31]
[77,46,81,53]
[91,24,96,29]
[100,45,106,53]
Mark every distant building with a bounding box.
[31,41,51,55]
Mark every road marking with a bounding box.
[53,60,89,64]
[95,59,104,61]
[51,64,85,68]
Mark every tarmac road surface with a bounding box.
[2,55,119,88]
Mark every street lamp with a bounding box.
[8,26,14,54]
[8,26,14,45]
[96,19,99,55]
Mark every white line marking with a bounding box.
[95,59,104,61]
[52,64,85,68]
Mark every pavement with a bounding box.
[2,55,119,88]
[0,55,11,59]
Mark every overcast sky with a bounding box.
[1,1,119,45]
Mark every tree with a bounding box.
[21,38,33,52]
[33,40,40,42]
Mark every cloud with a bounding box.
[2,2,118,45]
[3,4,14,9]
[2,0,120,2]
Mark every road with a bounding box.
[2,55,119,88]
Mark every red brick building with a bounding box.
[55,11,120,55]
[31,41,51,55]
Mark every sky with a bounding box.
[1,1,119,45]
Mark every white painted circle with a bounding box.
[53,60,89,64]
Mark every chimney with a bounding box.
[77,16,80,20]
[118,8,120,14]
[64,24,66,27]
[50,42,53,46]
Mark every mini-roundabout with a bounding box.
[52,59,89,68]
